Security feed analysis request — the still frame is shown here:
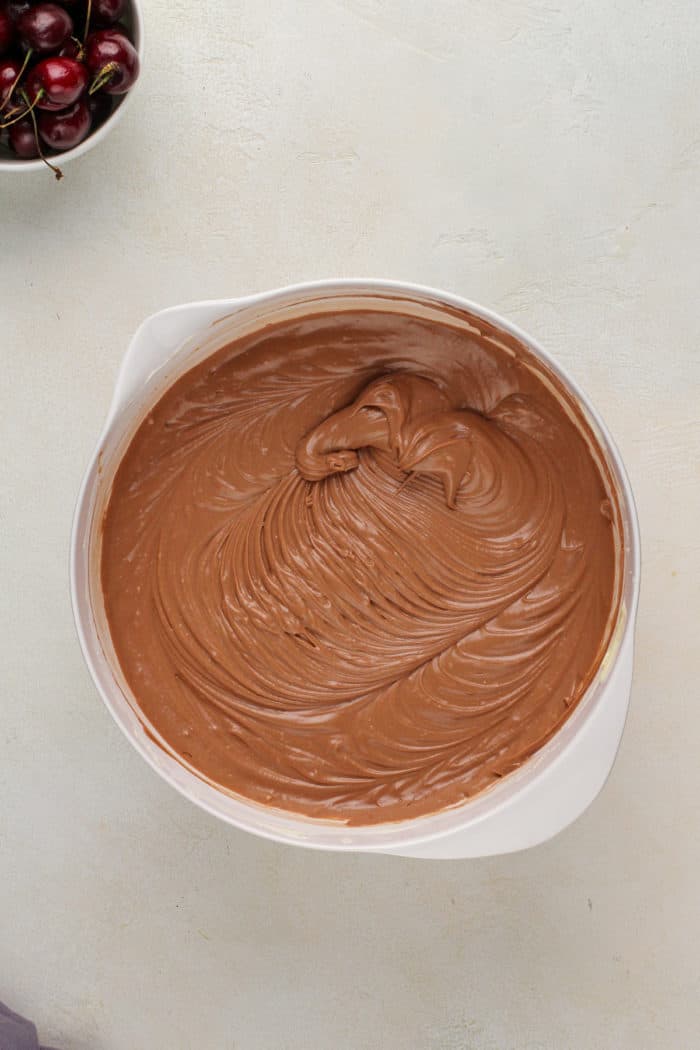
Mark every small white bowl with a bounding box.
[71,280,641,858]
[0,0,143,174]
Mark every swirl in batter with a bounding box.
[101,310,619,824]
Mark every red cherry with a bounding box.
[17,3,73,53]
[0,9,14,55]
[27,56,88,110]
[8,115,39,157]
[92,0,125,25]
[86,29,138,95]
[0,56,21,108]
[38,95,90,149]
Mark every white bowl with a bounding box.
[70,280,641,858]
[0,0,143,174]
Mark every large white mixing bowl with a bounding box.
[71,280,640,858]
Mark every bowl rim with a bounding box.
[70,277,642,851]
[0,0,144,173]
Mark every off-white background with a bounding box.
[2,1,699,1048]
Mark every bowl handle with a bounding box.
[107,299,241,423]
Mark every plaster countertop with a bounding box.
[1,2,698,1048]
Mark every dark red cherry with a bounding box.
[8,115,39,157]
[85,29,138,94]
[92,0,125,25]
[27,56,88,110]
[38,95,90,149]
[17,3,73,53]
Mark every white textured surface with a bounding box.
[1,1,698,1047]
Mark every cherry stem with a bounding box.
[69,35,85,61]
[0,47,33,115]
[0,88,44,128]
[2,101,24,120]
[19,88,63,180]
[83,0,92,45]
[88,63,118,95]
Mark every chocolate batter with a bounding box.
[101,309,619,824]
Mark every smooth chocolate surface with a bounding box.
[101,309,619,824]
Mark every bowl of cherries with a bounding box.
[0,0,142,178]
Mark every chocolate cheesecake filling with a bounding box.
[101,309,619,824]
